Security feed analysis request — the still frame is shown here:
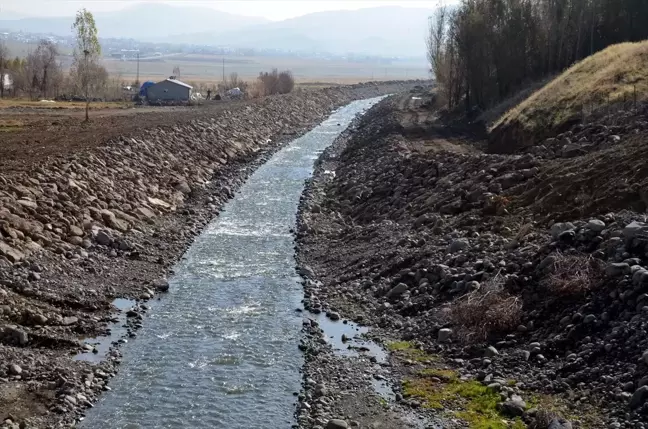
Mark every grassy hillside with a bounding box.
[490,41,648,151]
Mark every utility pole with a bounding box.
[136,52,140,86]
[222,58,225,83]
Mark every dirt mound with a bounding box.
[490,41,648,153]
[297,91,648,428]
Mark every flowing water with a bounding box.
[80,97,384,429]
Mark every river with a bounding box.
[79,97,383,429]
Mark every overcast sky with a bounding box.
[2,0,446,20]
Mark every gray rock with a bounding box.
[642,349,648,365]
[386,283,408,299]
[551,222,575,240]
[606,262,630,277]
[548,418,573,429]
[153,278,170,292]
[175,181,192,194]
[630,385,648,408]
[9,364,22,375]
[95,230,113,246]
[438,328,452,343]
[485,346,499,357]
[61,316,78,326]
[326,420,349,429]
[327,311,340,321]
[623,221,648,239]
[498,394,526,417]
[449,239,469,253]
[586,219,606,232]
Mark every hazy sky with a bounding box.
[3,0,445,20]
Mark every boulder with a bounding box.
[325,420,349,429]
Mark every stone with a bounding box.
[449,239,469,253]
[438,328,452,343]
[61,316,78,326]
[0,242,25,263]
[8,364,22,375]
[630,385,648,408]
[95,230,113,246]
[136,207,155,219]
[17,199,38,209]
[642,349,648,365]
[175,181,192,194]
[485,346,499,357]
[586,219,606,232]
[623,221,648,239]
[386,283,408,299]
[154,278,170,292]
[498,394,526,417]
[548,418,573,429]
[69,225,84,237]
[550,222,575,240]
[325,420,349,429]
[606,263,630,277]
[327,311,340,321]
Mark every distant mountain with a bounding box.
[0,3,268,40]
[168,7,436,57]
[0,5,437,58]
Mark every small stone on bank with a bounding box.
[326,419,349,429]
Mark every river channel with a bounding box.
[79,97,383,428]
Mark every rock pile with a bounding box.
[297,92,648,427]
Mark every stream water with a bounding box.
[79,97,384,429]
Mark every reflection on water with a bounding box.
[80,98,383,429]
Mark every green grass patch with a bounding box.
[403,374,522,429]
[386,341,438,362]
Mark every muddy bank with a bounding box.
[296,90,648,428]
[0,81,417,429]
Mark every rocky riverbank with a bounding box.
[296,89,648,428]
[0,81,418,429]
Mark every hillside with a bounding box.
[490,41,648,153]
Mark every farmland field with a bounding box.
[99,53,429,85]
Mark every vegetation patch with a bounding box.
[403,370,523,429]
[386,341,438,362]
[493,41,648,135]
[449,278,522,342]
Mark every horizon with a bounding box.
[2,0,449,21]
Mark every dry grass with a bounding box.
[545,252,604,297]
[492,41,648,133]
[449,277,522,342]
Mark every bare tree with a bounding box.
[34,40,60,99]
[172,65,181,79]
[0,41,9,98]
[426,1,447,81]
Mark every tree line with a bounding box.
[428,0,648,111]
[0,9,111,115]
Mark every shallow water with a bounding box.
[80,98,384,429]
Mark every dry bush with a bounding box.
[257,68,295,96]
[545,252,604,297]
[450,277,522,342]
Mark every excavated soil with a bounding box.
[296,89,648,428]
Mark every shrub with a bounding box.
[450,277,522,342]
[545,252,604,297]
[257,68,295,96]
